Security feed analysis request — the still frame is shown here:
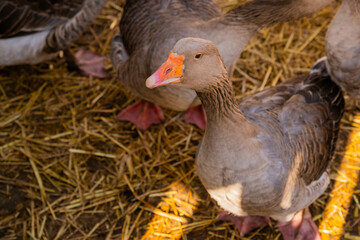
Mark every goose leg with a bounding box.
[217,211,270,236]
[74,48,108,78]
[111,35,164,130]
[277,208,321,240]
[183,105,207,130]
[117,100,165,131]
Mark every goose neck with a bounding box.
[196,74,243,121]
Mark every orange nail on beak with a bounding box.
[146,51,184,89]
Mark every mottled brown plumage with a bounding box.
[111,0,332,112]
[147,38,344,237]
[0,0,107,66]
[325,0,360,102]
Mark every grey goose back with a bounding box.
[111,0,332,131]
[325,0,360,103]
[0,0,108,66]
[146,38,344,239]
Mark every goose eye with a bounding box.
[195,54,202,59]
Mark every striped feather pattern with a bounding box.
[0,0,107,66]
[0,0,84,38]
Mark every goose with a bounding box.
[111,0,333,131]
[325,0,360,103]
[0,0,108,73]
[146,37,344,239]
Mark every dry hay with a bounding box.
[0,0,359,239]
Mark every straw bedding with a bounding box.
[0,0,359,239]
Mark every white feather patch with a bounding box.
[208,183,248,216]
[0,31,56,66]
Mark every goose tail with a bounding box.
[309,56,329,76]
[305,56,345,129]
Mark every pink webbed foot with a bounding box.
[277,208,321,240]
[117,100,165,131]
[217,211,271,236]
[183,105,207,130]
[74,48,108,78]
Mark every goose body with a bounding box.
[111,0,332,130]
[197,73,340,221]
[146,38,344,238]
[0,0,107,66]
[325,0,360,102]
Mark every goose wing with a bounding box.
[276,71,343,184]
[0,0,84,38]
[240,62,344,185]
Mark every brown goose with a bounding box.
[146,38,344,239]
[325,0,360,103]
[0,0,107,69]
[111,0,332,130]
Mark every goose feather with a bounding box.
[0,0,107,66]
[112,0,333,112]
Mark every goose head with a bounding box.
[146,38,228,92]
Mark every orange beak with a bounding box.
[146,51,184,89]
